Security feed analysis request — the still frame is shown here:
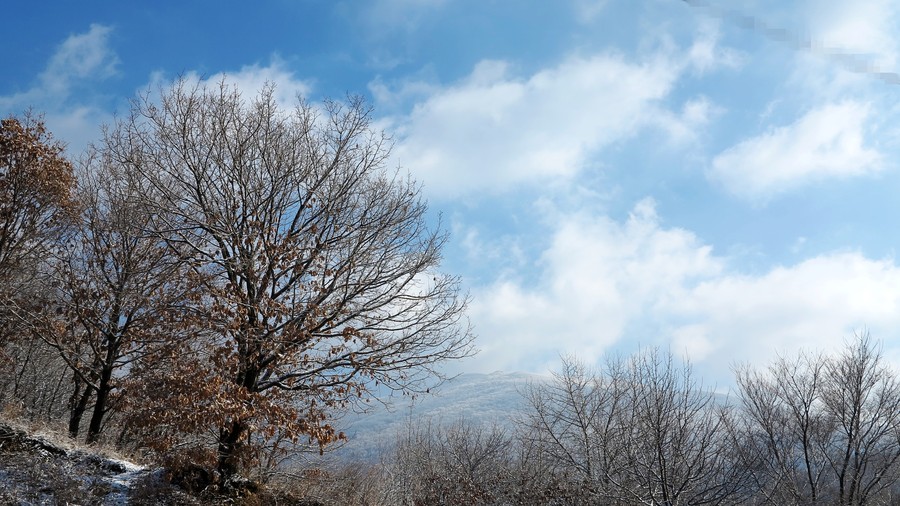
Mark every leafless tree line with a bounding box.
[370,336,900,506]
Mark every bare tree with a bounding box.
[519,355,629,502]
[385,419,514,505]
[1,150,199,443]
[0,337,71,422]
[522,351,751,505]
[822,335,900,504]
[619,349,751,505]
[40,152,200,443]
[102,79,474,478]
[735,334,900,505]
[735,351,832,504]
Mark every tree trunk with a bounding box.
[86,364,113,444]
[68,378,92,438]
[217,420,248,478]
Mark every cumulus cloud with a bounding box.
[664,252,900,383]
[709,101,881,201]
[386,54,684,197]
[468,199,721,373]
[377,17,747,200]
[466,199,900,386]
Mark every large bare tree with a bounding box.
[103,80,474,477]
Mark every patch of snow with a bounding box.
[93,456,149,505]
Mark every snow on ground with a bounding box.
[0,420,155,504]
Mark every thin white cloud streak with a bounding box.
[40,24,119,95]
[349,0,448,69]
[572,0,609,23]
[0,24,118,111]
[360,0,447,31]
[0,24,118,154]
[710,101,881,201]
[466,200,900,385]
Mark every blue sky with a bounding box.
[5,0,900,386]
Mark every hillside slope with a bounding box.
[331,371,545,462]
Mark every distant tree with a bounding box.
[386,419,515,505]
[822,335,900,504]
[103,80,474,478]
[521,351,752,505]
[618,349,751,505]
[736,350,835,504]
[519,356,629,501]
[735,333,900,505]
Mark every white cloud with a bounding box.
[652,96,721,146]
[387,53,683,197]
[147,58,312,113]
[687,19,745,74]
[0,24,118,155]
[772,0,900,95]
[368,74,439,112]
[710,101,881,201]
[808,0,900,71]
[572,0,609,23]
[664,252,900,383]
[468,199,722,373]
[363,0,446,29]
[1,24,118,110]
[44,106,113,154]
[40,24,119,95]
[379,18,746,199]
[348,0,448,69]
[466,199,900,386]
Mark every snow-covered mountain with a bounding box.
[328,371,546,463]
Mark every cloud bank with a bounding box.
[467,199,900,385]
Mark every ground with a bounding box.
[0,421,207,505]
